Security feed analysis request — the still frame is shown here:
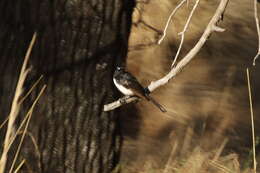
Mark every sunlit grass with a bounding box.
[0,33,46,173]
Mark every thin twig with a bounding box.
[17,131,41,159]
[13,159,25,173]
[0,76,42,130]
[104,0,229,111]
[253,0,260,66]
[9,85,46,173]
[163,141,178,173]
[213,138,228,161]
[3,81,45,156]
[0,32,37,173]
[0,117,9,130]
[5,92,43,155]
[158,0,187,44]
[246,68,257,173]
[1,34,39,155]
[209,160,233,173]
[180,127,193,156]
[19,75,43,104]
[148,0,227,92]
[171,0,200,67]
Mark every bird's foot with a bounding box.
[119,96,130,104]
[144,87,151,95]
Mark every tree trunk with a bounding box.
[0,0,134,172]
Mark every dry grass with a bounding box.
[246,68,257,173]
[120,67,258,173]
[0,33,46,173]
[0,32,37,173]
[122,133,255,173]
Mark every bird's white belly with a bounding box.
[113,79,134,95]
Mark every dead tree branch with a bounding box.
[104,96,139,111]
[171,0,201,67]
[158,0,187,44]
[104,0,229,112]
[148,0,227,92]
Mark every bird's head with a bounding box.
[116,66,124,72]
[114,66,125,77]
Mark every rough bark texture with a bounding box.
[0,0,134,172]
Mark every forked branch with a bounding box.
[158,0,187,44]
[171,0,201,67]
[104,0,229,112]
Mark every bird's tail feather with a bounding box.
[145,95,167,113]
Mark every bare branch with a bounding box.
[104,96,139,111]
[130,4,163,51]
[253,0,260,66]
[148,0,228,91]
[104,0,229,112]
[171,0,200,67]
[158,0,187,44]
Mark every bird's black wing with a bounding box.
[118,72,147,99]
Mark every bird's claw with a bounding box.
[119,96,131,104]
[119,98,126,104]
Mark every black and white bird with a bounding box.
[113,67,166,112]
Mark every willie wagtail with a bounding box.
[113,67,166,112]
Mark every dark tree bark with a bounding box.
[0,0,134,172]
